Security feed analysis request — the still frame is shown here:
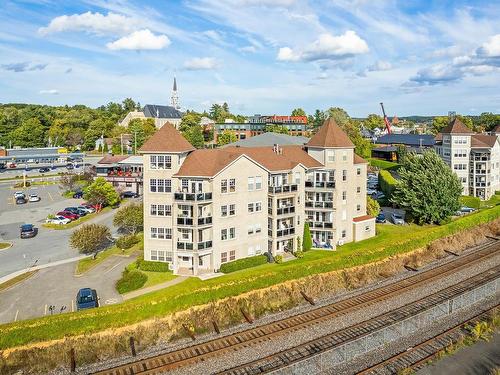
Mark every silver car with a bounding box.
[391,213,404,225]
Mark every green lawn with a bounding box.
[1,206,499,350]
[368,158,400,171]
[43,207,112,230]
[0,271,37,292]
[125,261,177,289]
[0,242,11,250]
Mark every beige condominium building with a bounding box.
[140,118,376,276]
[434,118,500,200]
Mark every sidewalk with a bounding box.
[122,276,188,300]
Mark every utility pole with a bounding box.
[121,133,123,155]
[134,131,137,155]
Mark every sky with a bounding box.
[0,0,499,117]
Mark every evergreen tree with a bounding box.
[302,222,312,251]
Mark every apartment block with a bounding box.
[434,118,500,200]
[140,118,375,276]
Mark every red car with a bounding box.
[57,211,79,221]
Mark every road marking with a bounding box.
[105,298,118,305]
[103,261,123,275]
[71,299,74,312]
[14,310,19,322]
[47,191,54,201]
[44,304,47,316]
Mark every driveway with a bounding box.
[0,254,136,324]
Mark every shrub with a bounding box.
[13,181,30,188]
[116,234,139,250]
[459,196,481,209]
[220,255,268,273]
[274,255,283,264]
[294,250,304,259]
[115,269,147,294]
[302,222,312,251]
[137,259,169,272]
[378,170,397,199]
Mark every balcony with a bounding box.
[276,206,295,216]
[177,217,194,226]
[308,221,334,229]
[268,184,298,194]
[177,242,194,250]
[174,192,212,202]
[198,240,212,250]
[197,217,213,226]
[276,227,295,237]
[305,201,334,209]
[305,181,335,189]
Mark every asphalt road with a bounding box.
[0,183,119,279]
[0,254,136,323]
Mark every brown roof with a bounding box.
[434,132,442,141]
[471,134,498,148]
[175,145,322,177]
[353,215,374,222]
[492,124,500,133]
[307,118,354,148]
[98,155,129,164]
[353,154,368,164]
[139,123,195,153]
[441,118,473,134]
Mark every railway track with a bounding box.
[91,238,500,375]
[357,305,499,375]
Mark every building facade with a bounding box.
[434,118,500,200]
[95,155,143,195]
[140,119,375,276]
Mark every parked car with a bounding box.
[376,213,386,223]
[20,224,37,239]
[57,211,79,221]
[121,191,139,198]
[28,194,40,202]
[16,196,27,205]
[367,188,377,195]
[80,204,96,213]
[77,206,94,214]
[391,213,405,225]
[66,163,74,170]
[46,215,71,225]
[460,206,476,214]
[76,288,99,311]
[372,191,386,200]
[73,191,83,199]
[8,162,16,168]
[38,167,50,173]
[65,207,87,216]
[14,191,25,199]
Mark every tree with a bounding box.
[326,107,350,127]
[265,124,289,134]
[183,125,205,148]
[217,130,237,146]
[432,115,473,134]
[113,203,143,234]
[390,151,462,224]
[364,114,384,130]
[302,222,312,251]
[366,196,380,217]
[128,118,156,152]
[59,173,79,192]
[291,108,306,117]
[84,177,120,208]
[103,142,109,153]
[478,112,500,131]
[122,98,137,113]
[70,224,111,254]
[179,111,202,132]
[312,109,326,129]
[9,118,46,147]
[396,144,408,163]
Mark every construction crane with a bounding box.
[379,102,392,134]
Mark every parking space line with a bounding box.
[103,261,123,275]
[44,304,47,316]
[47,191,54,201]
[71,299,74,312]
[14,310,19,322]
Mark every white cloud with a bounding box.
[477,34,500,57]
[239,45,257,53]
[184,57,220,70]
[368,60,392,71]
[236,0,296,6]
[106,29,170,50]
[38,12,137,36]
[277,31,369,62]
[39,89,59,95]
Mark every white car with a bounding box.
[367,188,377,195]
[77,206,94,214]
[28,194,40,202]
[14,191,25,199]
[46,216,71,225]
[372,191,386,200]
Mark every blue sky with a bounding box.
[0,0,499,116]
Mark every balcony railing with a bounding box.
[305,181,335,189]
[174,192,212,201]
[177,217,193,226]
[198,240,213,250]
[305,201,334,209]
[308,221,334,229]
[177,242,194,250]
[177,241,212,251]
[277,227,295,237]
[268,184,298,194]
[197,217,213,226]
[276,206,295,216]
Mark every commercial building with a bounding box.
[434,118,500,200]
[214,114,308,143]
[95,155,143,195]
[140,118,375,276]
[371,133,436,161]
[0,146,83,167]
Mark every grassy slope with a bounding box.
[0,271,37,292]
[0,242,11,250]
[125,261,177,289]
[1,206,499,350]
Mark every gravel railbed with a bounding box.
[326,294,499,375]
[67,241,499,375]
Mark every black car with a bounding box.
[121,191,139,198]
[73,191,84,199]
[66,164,74,170]
[20,224,37,239]
[16,196,27,205]
[65,207,87,216]
[38,167,50,173]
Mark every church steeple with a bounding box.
[170,76,180,109]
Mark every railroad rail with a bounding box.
[91,238,500,375]
[357,305,499,375]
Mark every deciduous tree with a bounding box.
[366,196,380,217]
[113,203,143,234]
[183,125,205,148]
[70,224,111,254]
[291,108,306,117]
[84,177,120,208]
[217,130,237,146]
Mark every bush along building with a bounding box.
[434,118,500,200]
[140,118,375,276]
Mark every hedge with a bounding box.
[220,255,268,273]
[378,170,397,199]
[115,269,147,294]
[459,196,481,209]
[369,158,400,171]
[137,259,169,272]
[116,234,139,250]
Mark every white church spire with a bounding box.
[170,76,180,109]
